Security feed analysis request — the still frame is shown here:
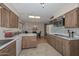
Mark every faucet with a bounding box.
[67,30,71,37]
[71,31,75,38]
[67,30,75,38]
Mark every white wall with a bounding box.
[23,21,44,36]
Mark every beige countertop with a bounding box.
[48,33,79,40]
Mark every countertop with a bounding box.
[48,33,79,40]
[0,33,37,40]
[0,33,37,50]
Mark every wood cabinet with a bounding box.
[1,7,9,27]
[9,11,18,28]
[0,3,18,28]
[65,8,79,28]
[0,6,1,26]
[46,35,56,48]
[0,41,16,56]
[46,35,63,55]
[62,39,70,56]
[22,36,37,49]
[63,40,79,56]
[46,34,79,56]
[55,36,63,54]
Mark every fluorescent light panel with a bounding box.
[35,16,40,18]
[29,16,40,19]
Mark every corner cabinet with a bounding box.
[65,8,79,28]
[0,4,18,28]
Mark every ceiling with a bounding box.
[4,3,75,23]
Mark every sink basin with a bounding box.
[0,40,12,47]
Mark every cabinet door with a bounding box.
[70,9,77,27]
[13,14,18,28]
[57,37,63,54]
[9,11,18,28]
[65,9,77,28]
[7,41,16,56]
[1,7,9,27]
[0,7,1,26]
[0,41,16,56]
[22,36,37,49]
[65,12,71,27]
[63,39,70,56]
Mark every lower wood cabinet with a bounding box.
[46,34,79,56]
[22,36,37,49]
[46,35,56,48]
[62,39,70,56]
[0,41,16,56]
[56,37,63,54]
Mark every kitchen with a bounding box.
[0,3,79,56]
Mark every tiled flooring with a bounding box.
[20,37,62,56]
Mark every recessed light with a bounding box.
[35,16,40,19]
[29,16,34,18]
[28,16,40,19]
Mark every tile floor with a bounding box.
[20,37,62,56]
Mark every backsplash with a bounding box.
[0,27,21,39]
[48,25,79,36]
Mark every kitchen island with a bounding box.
[21,33,37,49]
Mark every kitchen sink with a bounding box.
[0,40,12,47]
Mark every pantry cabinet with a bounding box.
[65,8,79,28]
[0,3,18,28]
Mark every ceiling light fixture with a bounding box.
[35,16,40,19]
[28,16,40,19]
[40,3,47,8]
[29,16,34,18]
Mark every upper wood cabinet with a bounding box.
[65,8,79,28]
[1,7,10,27]
[0,6,2,26]
[9,11,18,28]
[0,4,18,28]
